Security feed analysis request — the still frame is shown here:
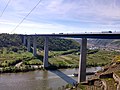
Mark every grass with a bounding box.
[0,47,120,72]
[49,54,79,68]
[0,51,35,67]
[48,50,120,68]
[0,48,43,72]
[23,59,42,65]
[87,50,120,67]
[39,49,79,57]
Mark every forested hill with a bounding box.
[0,33,80,51]
[0,33,22,47]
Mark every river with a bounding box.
[0,67,102,90]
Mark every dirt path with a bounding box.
[15,62,23,67]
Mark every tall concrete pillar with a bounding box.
[33,36,37,56]
[23,36,26,46]
[78,38,87,83]
[43,37,49,68]
[27,37,31,52]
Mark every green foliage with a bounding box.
[0,34,80,51]
[0,33,22,47]
[49,49,79,57]
[65,84,73,89]
[87,50,120,67]
[77,84,86,90]
[0,33,120,72]
[48,50,120,68]
[113,55,120,63]
[35,37,80,51]
[23,59,42,65]
[0,59,21,67]
[0,66,36,73]
[87,49,99,54]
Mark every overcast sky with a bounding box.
[0,0,120,34]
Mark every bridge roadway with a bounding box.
[22,33,120,39]
[21,33,120,83]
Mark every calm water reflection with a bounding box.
[0,67,102,90]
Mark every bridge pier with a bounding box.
[23,36,27,46]
[27,37,31,52]
[78,38,87,83]
[43,37,49,68]
[33,36,37,56]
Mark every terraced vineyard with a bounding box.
[102,78,117,90]
[85,85,103,90]
[68,55,120,90]
[71,84,103,90]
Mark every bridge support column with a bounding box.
[43,37,49,68]
[23,36,27,46]
[78,38,87,83]
[33,36,37,56]
[27,37,31,52]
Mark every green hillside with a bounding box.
[0,33,120,73]
[0,33,80,51]
[0,33,22,47]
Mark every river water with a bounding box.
[0,67,102,90]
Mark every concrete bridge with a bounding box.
[20,33,120,83]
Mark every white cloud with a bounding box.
[0,20,102,34]
[0,0,120,34]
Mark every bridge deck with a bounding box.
[21,33,120,39]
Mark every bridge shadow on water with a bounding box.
[35,54,77,85]
[49,69,77,85]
